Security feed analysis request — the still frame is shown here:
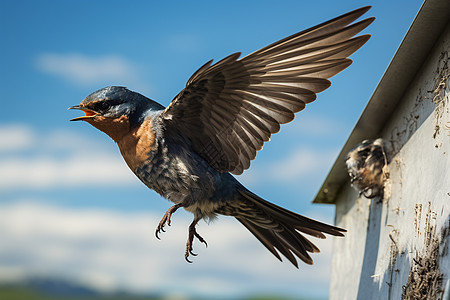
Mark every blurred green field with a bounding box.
[0,286,158,300]
[0,285,318,300]
[0,278,324,300]
[0,286,149,300]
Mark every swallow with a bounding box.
[70,7,374,267]
[346,138,388,199]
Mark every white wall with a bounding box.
[330,22,450,300]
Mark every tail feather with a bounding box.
[220,189,346,267]
[240,190,345,237]
[237,217,308,267]
[236,217,283,261]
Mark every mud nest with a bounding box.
[402,225,448,300]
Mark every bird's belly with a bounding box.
[133,151,229,218]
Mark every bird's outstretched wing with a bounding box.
[160,6,374,175]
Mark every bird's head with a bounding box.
[69,86,164,141]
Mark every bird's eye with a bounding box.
[91,101,111,112]
[359,148,370,160]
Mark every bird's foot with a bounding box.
[185,218,208,263]
[155,203,183,239]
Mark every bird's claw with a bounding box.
[185,245,194,263]
[155,207,208,263]
[184,244,198,263]
[184,219,207,263]
[155,222,166,240]
[194,233,207,249]
[154,203,183,240]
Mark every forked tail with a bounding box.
[219,189,346,267]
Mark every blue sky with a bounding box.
[1,1,424,299]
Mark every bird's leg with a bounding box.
[185,217,208,263]
[155,203,183,239]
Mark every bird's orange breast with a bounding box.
[117,119,156,172]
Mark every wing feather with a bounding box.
[161,7,374,174]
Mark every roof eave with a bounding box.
[313,0,450,204]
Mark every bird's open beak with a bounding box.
[68,105,99,121]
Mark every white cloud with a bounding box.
[0,124,137,190]
[240,146,339,186]
[35,53,149,92]
[0,155,136,190]
[0,125,35,152]
[271,147,338,180]
[285,114,346,137]
[0,201,335,298]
